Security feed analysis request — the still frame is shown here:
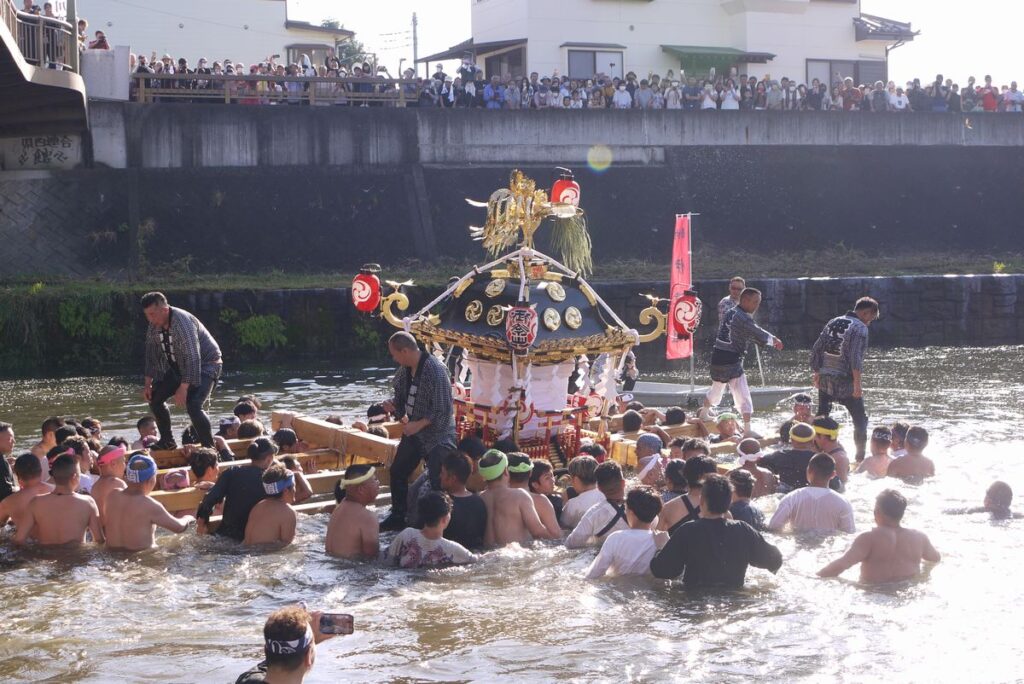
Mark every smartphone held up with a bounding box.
[319,613,355,635]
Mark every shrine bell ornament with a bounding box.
[506,305,538,354]
[671,290,702,339]
[550,167,581,207]
[351,268,382,313]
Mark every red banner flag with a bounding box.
[666,214,693,360]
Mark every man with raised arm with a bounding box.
[141,291,223,450]
[379,331,456,531]
[819,489,940,584]
[703,287,784,435]
[104,452,194,551]
[810,296,879,461]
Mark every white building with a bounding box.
[421,0,915,86]
[77,0,354,67]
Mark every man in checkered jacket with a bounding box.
[142,292,222,450]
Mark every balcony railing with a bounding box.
[132,73,418,107]
[2,1,78,72]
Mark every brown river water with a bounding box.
[0,346,1022,682]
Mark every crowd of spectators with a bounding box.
[123,50,1024,113]
[14,2,1019,114]
[413,63,1023,113]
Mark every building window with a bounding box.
[568,50,623,80]
[807,59,887,88]
[484,48,525,79]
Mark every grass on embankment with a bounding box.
[0,248,1020,296]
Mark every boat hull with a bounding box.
[629,382,812,411]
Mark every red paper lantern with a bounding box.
[506,305,538,353]
[351,272,381,312]
[671,290,702,339]
[550,167,581,206]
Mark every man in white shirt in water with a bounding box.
[586,486,668,578]
[768,453,856,534]
[566,461,631,548]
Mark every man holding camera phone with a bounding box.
[235,606,353,683]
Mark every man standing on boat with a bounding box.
[809,297,879,462]
[380,332,456,531]
[717,276,745,325]
[141,292,222,449]
[703,288,784,435]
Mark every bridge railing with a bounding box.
[3,2,78,72]
[132,73,417,107]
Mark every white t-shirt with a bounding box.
[565,498,631,549]
[77,472,97,494]
[768,486,855,534]
[701,90,718,109]
[890,93,910,110]
[560,487,605,529]
[383,528,478,568]
[585,528,661,578]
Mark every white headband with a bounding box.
[737,450,764,465]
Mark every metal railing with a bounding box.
[132,73,418,107]
[3,1,78,72]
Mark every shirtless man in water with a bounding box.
[325,464,379,558]
[885,426,935,483]
[818,489,940,584]
[0,454,53,528]
[244,463,297,546]
[91,445,127,519]
[15,454,104,546]
[478,450,553,546]
[104,453,194,551]
[507,453,561,538]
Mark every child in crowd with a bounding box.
[586,486,667,579]
[244,463,297,546]
[384,491,478,568]
[104,453,194,551]
[132,416,158,450]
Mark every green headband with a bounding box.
[478,450,508,481]
[508,458,533,474]
[717,413,738,424]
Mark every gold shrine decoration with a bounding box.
[381,291,410,329]
[636,305,667,343]
[466,169,592,275]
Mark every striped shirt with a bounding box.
[391,352,456,454]
[144,306,222,386]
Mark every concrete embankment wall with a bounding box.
[2,274,1020,376]
[1,104,1024,278]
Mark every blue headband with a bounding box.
[125,454,157,483]
[263,473,295,496]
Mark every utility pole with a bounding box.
[412,12,420,77]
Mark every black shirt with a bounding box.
[650,518,782,588]
[729,500,765,530]
[758,448,815,489]
[235,662,267,683]
[444,493,487,551]
[0,455,14,502]
[196,465,266,541]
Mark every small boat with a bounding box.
[629,381,812,411]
